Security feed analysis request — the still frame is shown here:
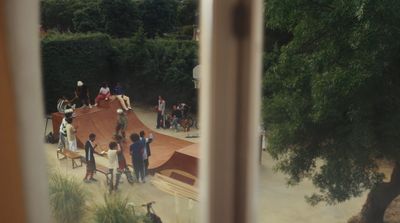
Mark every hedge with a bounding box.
[42,33,113,112]
[42,32,198,113]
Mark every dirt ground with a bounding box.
[44,106,399,223]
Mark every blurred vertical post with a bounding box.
[199,0,263,222]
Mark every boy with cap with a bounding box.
[73,80,92,108]
[115,109,128,139]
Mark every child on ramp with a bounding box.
[115,109,128,140]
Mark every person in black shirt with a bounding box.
[84,133,97,183]
[73,81,92,108]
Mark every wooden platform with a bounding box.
[52,100,198,172]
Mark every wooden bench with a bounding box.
[96,164,111,185]
[56,149,83,169]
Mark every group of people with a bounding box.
[56,80,155,193]
[156,96,190,132]
[57,81,132,113]
[83,128,153,192]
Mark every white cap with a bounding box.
[64,108,73,114]
[117,109,123,114]
[77,81,83,86]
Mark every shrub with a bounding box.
[42,32,113,112]
[42,32,198,113]
[94,194,150,223]
[48,173,88,223]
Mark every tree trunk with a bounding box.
[359,162,400,223]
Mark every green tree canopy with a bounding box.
[100,0,141,38]
[73,2,104,33]
[177,0,198,27]
[139,0,179,38]
[263,0,400,222]
[41,0,83,31]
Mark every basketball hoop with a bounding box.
[193,65,200,89]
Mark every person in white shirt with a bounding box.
[108,142,121,192]
[57,109,73,150]
[156,96,166,129]
[94,82,111,106]
[65,117,77,152]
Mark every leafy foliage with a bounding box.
[139,0,179,38]
[94,194,150,223]
[42,32,113,112]
[41,0,197,39]
[72,1,105,33]
[263,0,400,205]
[100,0,141,38]
[48,173,88,223]
[42,32,198,113]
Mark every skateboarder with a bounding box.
[115,109,128,139]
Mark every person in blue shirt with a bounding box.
[139,130,153,176]
[114,82,132,111]
[129,133,145,183]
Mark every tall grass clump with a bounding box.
[48,173,87,223]
[94,194,150,223]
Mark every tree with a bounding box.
[41,0,82,32]
[72,2,104,33]
[263,0,400,222]
[139,0,179,38]
[99,0,141,38]
[177,0,198,27]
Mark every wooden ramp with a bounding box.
[151,173,198,201]
[51,99,193,170]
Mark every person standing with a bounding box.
[139,131,153,176]
[65,117,77,152]
[130,133,145,183]
[108,141,121,192]
[115,109,128,139]
[73,80,92,108]
[84,133,97,183]
[115,135,134,184]
[57,109,73,151]
[156,96,166,129]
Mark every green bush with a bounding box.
[42,32,113,112]
[48,173,88,223]
[113,36,198,109]
[42,32,198,113]
[94,194,150,223]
